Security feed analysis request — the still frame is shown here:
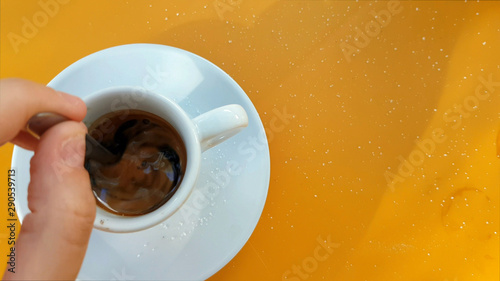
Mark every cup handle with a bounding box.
[193,104,249,152]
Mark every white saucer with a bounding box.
[12,44,270,280]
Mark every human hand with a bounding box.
[0,78,96,280]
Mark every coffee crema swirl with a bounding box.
[85,110,187,216]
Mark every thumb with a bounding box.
[5,121,96,281]
[29,121,95,220]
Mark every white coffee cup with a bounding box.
[83,86,248,233]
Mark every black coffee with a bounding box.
[85,109,187,216]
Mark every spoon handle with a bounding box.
[26,112,69,139]
[26,113,121,165]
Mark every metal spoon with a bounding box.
[26,112,121,165]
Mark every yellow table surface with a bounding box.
[1,1,499,280]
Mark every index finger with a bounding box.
[0,78,87,146]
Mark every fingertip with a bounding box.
[0,79,88,145]
[73,120,89,134]
[33,121,88,168]
[56,91,87,121]
[61,141,87,173]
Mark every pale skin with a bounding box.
[0,78,96,280]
